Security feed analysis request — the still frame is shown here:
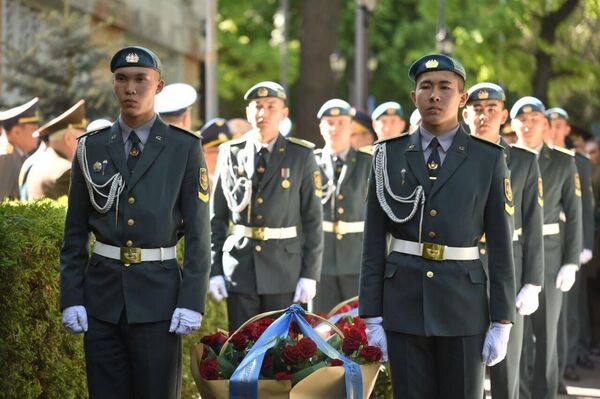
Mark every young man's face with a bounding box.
[246,97,288,141]
[549,118,571,144]
[7,122,39,153]
[411,71,468,133]
[113,67,164,121]
[320,115,352,153]
[373,115,406,139]
[463,100,508,142]
[513,112,547,149]
[585,141,600,165]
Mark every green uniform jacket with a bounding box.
[538,144,582,271]
[575,152,595,251]
[502,140,544,286]
[211,134,323,295]
[0,150,26,200]
[360,127,516,336]
[316,147,371,276]
[60,118,211,324]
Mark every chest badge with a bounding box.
[93,161,102,172]
[281,168,291,189]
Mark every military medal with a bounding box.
[281,168,291,188]
[93,161,102,172]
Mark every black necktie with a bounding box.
[127,131,142,172]
[427,138,441,180]
[256,147,268,181]
[333,157,344,182]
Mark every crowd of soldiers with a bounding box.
[0,45,599,399]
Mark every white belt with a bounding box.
[233,225,297,241]
[543,223,560,236]
[513,228,522,241]
[93,241,176,265]
[389,238,479,261]
[323,221,364,235]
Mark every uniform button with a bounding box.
[127,219,135,226]
[480,248,486,255]
[256,197,264,205]
[126,240,133,247]
[337,207,344,215]
[337,194,344,200]
[428,231,436,238]
[128,196,135,204]
[256,214,263,221]
[426,271,434,278]
[336,234,343,240]
[255,245,262,252]
[430,209,438,217]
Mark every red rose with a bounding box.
[345,326,368,345]
[282,344,302,365]
[349,300,359,308]
[360,345,383,363]
[336,304,353,315]
[261,354,273,372]
[352,316,366,331]
[275,371,292,380]
[231,333,249,351]
[259,317,275,327]
[342,337,361,355]
[329,359,344,367]
[252,324,269,341]
[200,332,228,350]
[199,358,220,380]
[297,337,317,359]
[201,344,209,360]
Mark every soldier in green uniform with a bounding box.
[548,107,595,385]
[60,46,211,399]
[209,81,323,330]
[372,101,407,140]
[511,97,583,399]
[313,99,371,313]
[462,83,544,399]
[359,54,516,399]
[26,100,87,200]
[0,97,40,200]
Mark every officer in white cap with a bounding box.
[155,83,198,131]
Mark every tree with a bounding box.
[1,9,117,121]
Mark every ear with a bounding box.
[500,108,509,125]
[282,106,289,119]
[566,124,572,135]
[155,79,165,94]
[410,90,417,106]
[458,91,469,108]
[461,108,469,122]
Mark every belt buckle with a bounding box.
[251,227,265,241]
[333,222,343,235]
[121,247,142,265]
[422,242,444,261]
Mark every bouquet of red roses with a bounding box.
[191,305,381,399]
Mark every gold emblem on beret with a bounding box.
[550,112,559,119]
[125,53,140,63]
[330,108,340,116]
[425,59,439,69]
[257,87,269,97]
[504,178,513,202]
[386,108,396,115]
[478,90,489,100]
[217,133,227,141]
[216,120,225,126]
[522,106,533,113]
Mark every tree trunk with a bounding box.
[294,0,342,146]
[532,0,579,105]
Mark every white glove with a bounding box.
[580,249,593,265]
[293,278,317,303]
[62,305,88,334]
[555,264,578,292]
[209,275,229,302]
[515,284,542,316]
[364,317,388,362]
[482,322,512,366]
[169,307,203,335]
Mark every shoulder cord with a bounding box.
[76,137,125,221]
[220,146,252,214]
[374,143,426,239]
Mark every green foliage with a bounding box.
[1,10,118,120]
[0,200,87,398]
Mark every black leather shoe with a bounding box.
[564,365,580,381]
[577,354,595,370]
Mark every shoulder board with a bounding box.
[169,124,200,139]
[553,146,574,156]
[78,125,110,140]
[358,145,373,155]
[287,137,315,149]
[374,132,409,145]
[313,148,323,155]
[470,134,503,149]
[510,144,537,155]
